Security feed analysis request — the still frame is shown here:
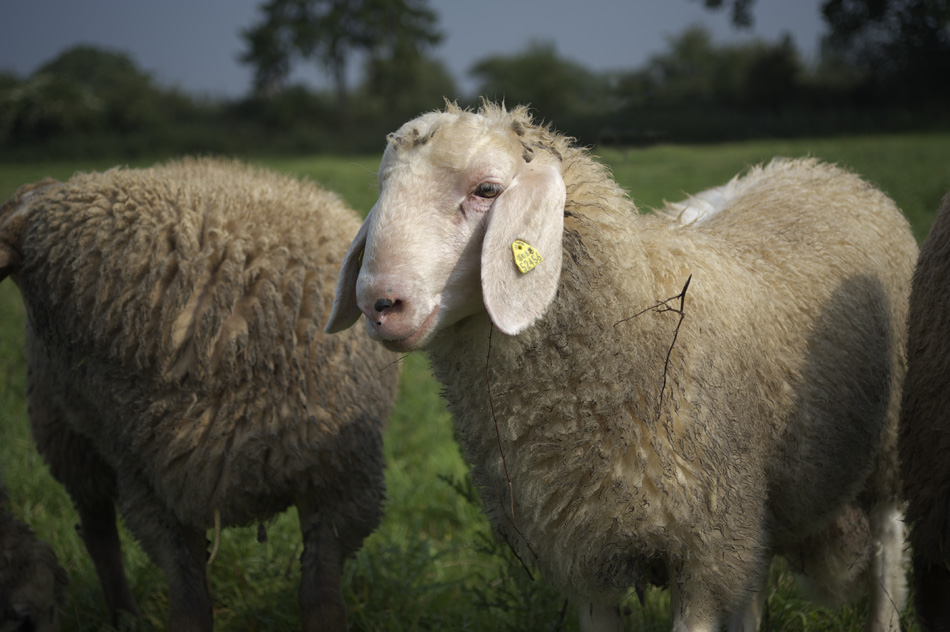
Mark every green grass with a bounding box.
[1,132,948,631]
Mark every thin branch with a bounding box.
[486,323,515,520]
[486,323,541,575]
[614,275,691,327]
[615,275,692,421]
[656,275,691,421]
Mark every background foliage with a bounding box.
[1,0,948,159]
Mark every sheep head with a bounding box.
[0,180,57,284]
[325,104,566,350]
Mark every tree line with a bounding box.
[1,0,947,160]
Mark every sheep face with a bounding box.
[326,109,566,349]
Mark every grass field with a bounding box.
[1,132,949,631]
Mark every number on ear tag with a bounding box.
[512,240,543,274]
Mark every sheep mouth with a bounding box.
[377,304,439,352]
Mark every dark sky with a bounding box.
[0,0,826,98]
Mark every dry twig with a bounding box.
[615,275,692,420]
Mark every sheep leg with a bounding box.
[27,376,141,625]
[297,503,347,632]
[75,499,141,624]
[143,523,212,632]
[865,502,907,632]
[578,602,623,632]
[118,480,213,632]
[165,526,213,632]
[669,559,755,632]
[668,582,717,632]
[725,567,770,632]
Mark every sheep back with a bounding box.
[1,157,399,530]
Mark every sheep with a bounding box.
[324,102,916,631]
[0,157,401,631]
[899,192,950,632]
[0,477,67,632]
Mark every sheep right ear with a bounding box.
[481,160,565,335]
[325,212,371,334]
[0,201,30,283]
[0,247,20,283]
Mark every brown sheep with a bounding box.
[0,158,400,631]
[899,192,950,632]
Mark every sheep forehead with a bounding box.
[380,111,523,192]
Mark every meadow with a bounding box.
[1,132,949,631]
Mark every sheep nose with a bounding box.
[369,296,403,326]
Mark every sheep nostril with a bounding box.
[375,298,394,312]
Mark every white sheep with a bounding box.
[899,192,950,632]
[0,477,67,632]
[0,158,401,631]
[325,103,916,631]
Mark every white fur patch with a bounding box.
[666,186,730,225]
[868,502,908,631]
[664,167,769,226]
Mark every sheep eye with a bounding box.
[474,182,502,199]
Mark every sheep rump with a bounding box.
[899,192,950,632]
[326,103,915,631]
[0,158,400,631]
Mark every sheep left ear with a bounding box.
[325,209,372,334]
[481,160,565,335]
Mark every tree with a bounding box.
[689,0,756,27]
[239,0,442,117]
[616,27,802,110]
[693,0,950,103]
[0,73,102,143]
[822,0,950,101]
[469,41,613,124]
[36,45,164,130]
[0,45,168,144]
[358,53,456,126]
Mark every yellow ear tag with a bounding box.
[357,248,364,270]
[512,240,543,274]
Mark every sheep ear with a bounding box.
[481,161,565,335]
[325,211,371,334]
[0,181,59,283]
[0,248,20,283]
[0,200,31,283]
